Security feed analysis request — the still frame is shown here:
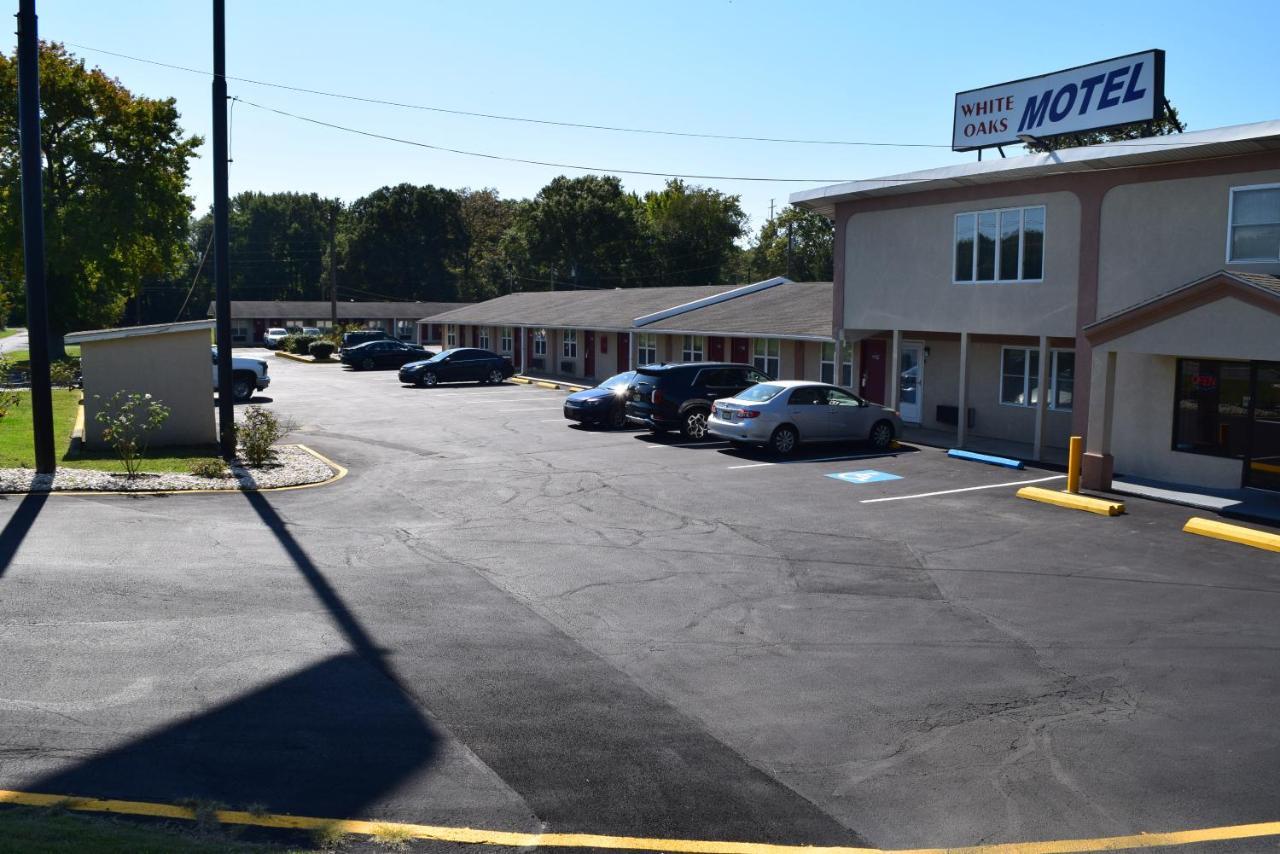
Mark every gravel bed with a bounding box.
[0,444,338,493]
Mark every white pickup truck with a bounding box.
[212,347,270,402]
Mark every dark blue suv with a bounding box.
[625,362,773,440]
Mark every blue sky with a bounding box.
[13,0,1279,233]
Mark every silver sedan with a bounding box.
[707,380,903,456]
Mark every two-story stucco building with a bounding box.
[792,119,1280,494]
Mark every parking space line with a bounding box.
[860,474,1066,503]
[727,451,903,470]
[496,407,561,413]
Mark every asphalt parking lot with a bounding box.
[0,351,1277,852]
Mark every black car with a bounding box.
[340,339,427,370]
[399,348,515,387]
[625,362,773,440]
[341,329,394,350]
[562,371,636,429]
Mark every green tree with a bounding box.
[342,183,467,301]
[0,43,200,353]
[507,175,646,291]
[746,207,834,282]
[458,187,520,300]
[640,179,746,286]
[1026,102,1186,151]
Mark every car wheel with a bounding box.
[770,425,799,457]
[680,408,710,440]
[869,419,895,450]
[487,368,504,384]
[231,374,254,403]
[361,357,375,371]
[422,371,438,387]
[610,405,628,430]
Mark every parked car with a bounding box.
[341,329,393,351]
[625,363,773,440]
[262,327,289,349]
[562,371,636,429]
[398,348,515,387]
[212,347,270,402]
[340,339,426,370]
[708,380,902,456]
[301,326,322,338]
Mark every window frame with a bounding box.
[499,326,513,353]
[998,346,1074,411]
[681,335,705,362]
[446,324,457,348]
[636,332,658,365]
[1226,183,1280,263]
[533,330,547,357]
[562,329,578,359]
[953,205,1046,285]
[820,340,855,387]
[477,327,490,350]
[1171,357,1254,459]
[752,338,780,378]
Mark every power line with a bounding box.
[65,41,949,149]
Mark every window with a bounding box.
[446,325,457,348]
[753,338,780,378]
[396,320,414,340]
[955,206,1045,283]
[821,340,855,386]
[231,323,249,343]
[500,326,513,353]
[999,347,1074,410]
[478,327,490,350]
[562,329,577,358]
[1173,359,1252,457]
[533,330,547,356]
[1228,184,1280,262]
[637,332,657,365]
[681,335,704,362]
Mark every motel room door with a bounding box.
[584,331,595,379]
[897,342,924,424]
[859,339,887,404]
[617,333,630,372]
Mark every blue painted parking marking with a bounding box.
[826,470,902,485]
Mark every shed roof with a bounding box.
[214,300,469,321]
[791,119,1280,217]
[422,285,737,330]
[639,281,834,339]
[66,319,215,345]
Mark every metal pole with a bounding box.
[16,0,55,474]
[212,0,235,459]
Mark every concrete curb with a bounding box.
[1183,516,1280,552]
[515,374,587,393]
[1016,486,1125,516]
[274,352,336,364]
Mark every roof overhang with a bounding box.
[790,119,1280,217]
[66,319,215,345]
[1084,270,1280,347]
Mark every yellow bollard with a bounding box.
[1067,435,1083,494]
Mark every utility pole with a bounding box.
[769,198,775,221]
[786,221,795,279]
[328,202,337,327]
[16,0,55,474]
[212,0,235,460]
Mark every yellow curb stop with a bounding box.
[1016,486,1125,516]
[1183,516,1280,552]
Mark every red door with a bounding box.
[708,337,725,361]
[617,332,630,372]
[731,337,750,364]
[512,327,521,366]
[584,331,595,378]
[470,326,478,347]
[253,319,267,343]
[860,338,888,404]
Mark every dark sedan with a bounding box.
[562,371,636,428]
[340,339,427,370]
[399,348,515,387]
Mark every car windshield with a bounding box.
[736,383,785,402]
[424,350,452,363]
[268,328,286,335]
[599,371,636,390]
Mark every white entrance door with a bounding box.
[898,343,923,423]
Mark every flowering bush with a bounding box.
[238,405,285,466]
[94,391,170,478]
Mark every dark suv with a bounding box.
[625,363,773,440]
[341,329,393,350]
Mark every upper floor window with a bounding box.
[1228,185,1280,262]
[955,206,1045,283]
[562,329,578,359]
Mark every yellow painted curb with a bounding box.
[71,396,85,439]
[0,789,1278,854]
[566,385,589,393]
[1183,516,1280,552]
[0,444,346,498]
[535,380,561,390]
[274,351,334,364]
[511,376,533,384]
[1016,486,1125,516]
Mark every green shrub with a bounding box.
[0,357,20,419]
[188,457,230,478]
[308,340,336,360]
[93,391,170,478]
[50,358,81,390]
[238,405,284,467]
[289,334,317,355]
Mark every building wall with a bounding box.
[1097,168,1280,317]
[81,330,217,450]
[843,190,1081,337]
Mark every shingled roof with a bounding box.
[421,286,736,331]
[638,281,833,339]
[213,300,470,320]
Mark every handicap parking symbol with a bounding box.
[826,469,902,485]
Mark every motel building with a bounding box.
[791,118,1280,494]
[214,300,470,346]
[420,278,854,388]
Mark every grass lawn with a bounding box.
[3,344,80,372]
[0,328,18,340]
[0,807,319,853]
[0,389,220,474]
